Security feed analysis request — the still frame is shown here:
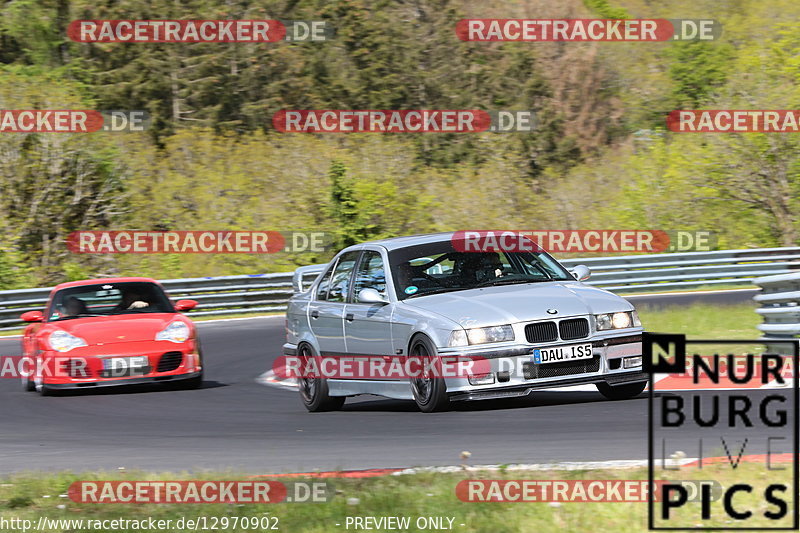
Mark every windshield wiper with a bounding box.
[475,277,553,288]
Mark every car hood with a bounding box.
[402,282,632,328]
[46,314,186,345]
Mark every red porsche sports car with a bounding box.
[20,277,203,395]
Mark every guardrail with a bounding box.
[753,272,800,354]
[0,273,295,331]
[1,247,798,331]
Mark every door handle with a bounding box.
[311,310,319,319]
[345,313,354,322]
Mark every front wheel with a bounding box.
[409,336,449,413]
[182,371,204,390]
[596,380,647,401]
[297,344,345,412]
[36,381,57,396]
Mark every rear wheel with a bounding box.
[409,336,449,413]
[596,380,647,401]
[297,344,345,412]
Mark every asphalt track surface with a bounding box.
[0,290,770,474]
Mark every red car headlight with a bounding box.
[155,321,191,343]
[48,330,88,352]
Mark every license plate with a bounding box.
[532,344,593,364]
[102,356,150,377]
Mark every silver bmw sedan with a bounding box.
[284,232,646,412]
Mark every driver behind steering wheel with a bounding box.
[478,252,505,282]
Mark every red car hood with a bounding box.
[47,314,186,345]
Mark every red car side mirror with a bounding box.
[174,300,197,312]
[21,311,44,323]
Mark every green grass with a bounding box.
[637,302,760,339]
[0,464,791,532]
[618,283,755,294]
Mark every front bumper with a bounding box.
[36,340,202,387]
[43,371,202,390]
[448,370,648,401]
[439,332,644,399]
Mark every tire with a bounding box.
[182,344,205,389]
[182,371,204,390]
[596,380,647,401]
[37,382,56,397]
[297,344,345,412]
[21,355,35,391]
[409,335,449,413]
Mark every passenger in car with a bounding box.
[116,289,150,310]
[63,296,89,316]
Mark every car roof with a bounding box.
[53,277,161,291]
[343,232,459,252]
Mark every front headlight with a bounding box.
[48,330,88,352]
[449,330,469,347]
[595,311,639,331]
[450,325,514,346]
[155,321,191,343]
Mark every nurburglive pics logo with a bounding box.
[645,333,799,530]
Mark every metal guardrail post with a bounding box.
[753,272,800,356]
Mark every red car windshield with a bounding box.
[47,282,174,321]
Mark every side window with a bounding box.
[352,251,387,301]
[325,251,360,303]
[315,263,337,301]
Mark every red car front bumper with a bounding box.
[35,340,202,389]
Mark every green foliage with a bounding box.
[582,0,630,19]
[0,0,799,286]
[1,0,68,66]
[0,247,33,290]
[327,160,360,248]
[666,42,734,108]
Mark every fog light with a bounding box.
[468,373,495,386]
[623,356,642,369]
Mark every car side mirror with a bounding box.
[357,288,388,304]
[570,265,591,282]
[21,311,44,322]
[175,299,197,312]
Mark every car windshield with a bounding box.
[47,282,174,321]
[389,240,575,300]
